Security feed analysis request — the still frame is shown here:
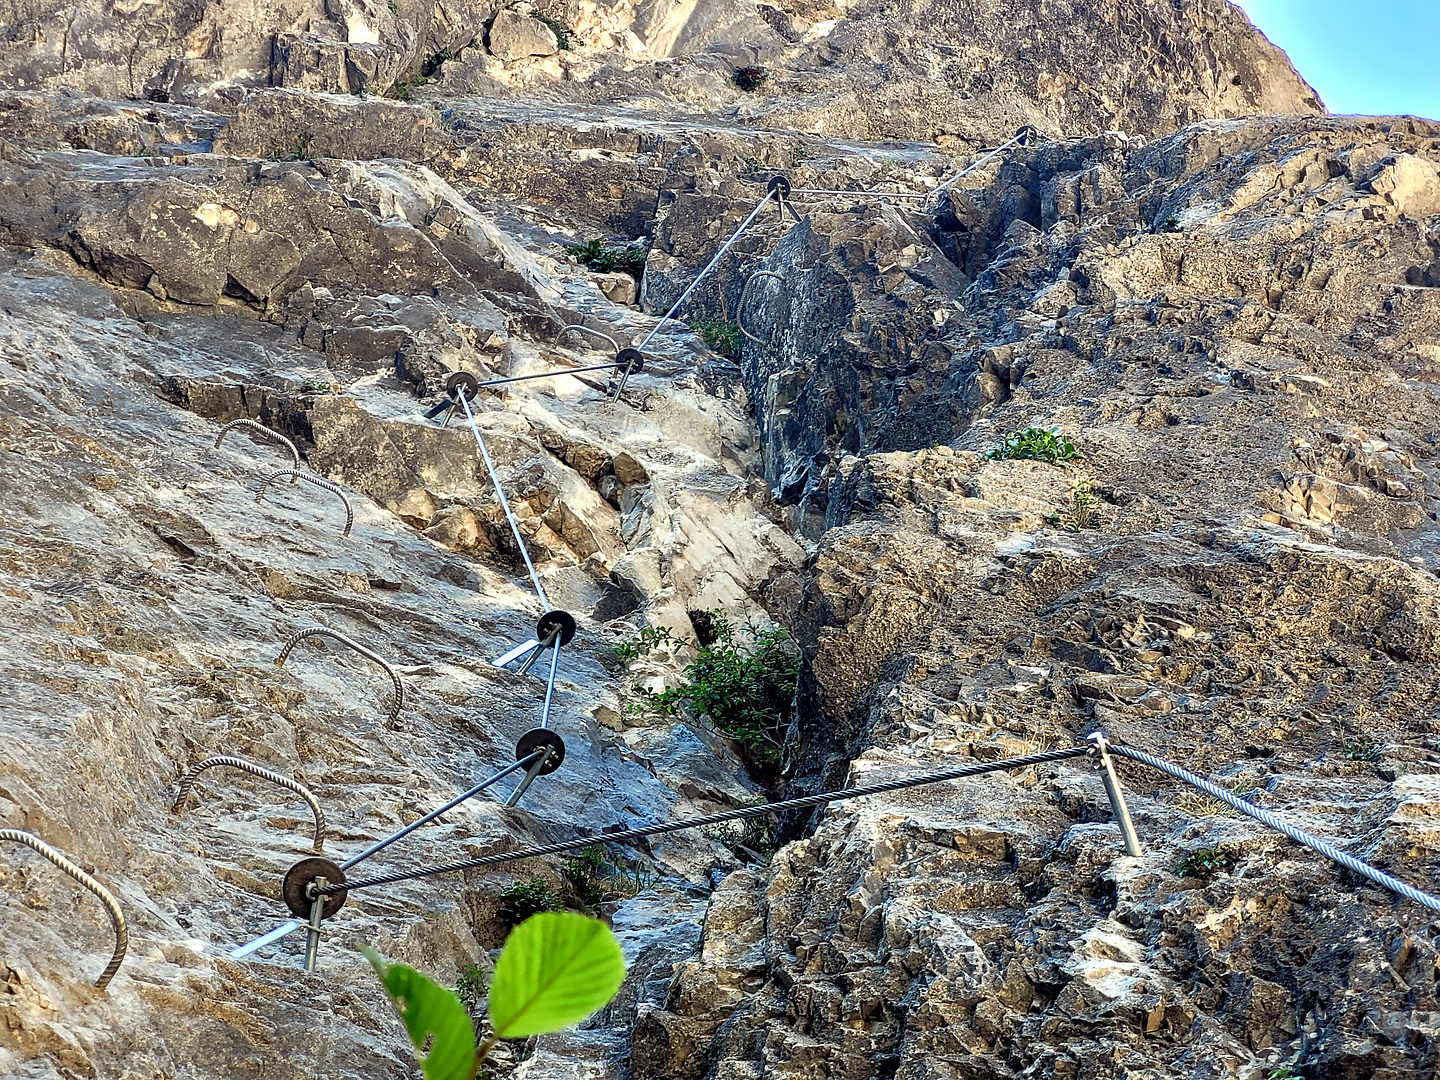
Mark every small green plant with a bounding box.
[535,13,572,50]
[566,238,650,278]
[1267,1068,1302,1080]
[387,0,399,12]
[299,378,336,394]
[1162,215,1180,232]
[269,137,312,162]
[734,67,768,92]
[364,912,626,1080]
[624,613,799,778]
[1343,734,1382,762]
[498,877,562,928]
[986,426,1081,464]
[1046,480,1097,532]
[1174,779,1253,819]
[689,320,742,360]
[455,964,489,1013]
[1175,848,1236,880]
[614,623,680,664]
[560,845,655,913]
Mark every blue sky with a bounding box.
[1234,0,1439,120]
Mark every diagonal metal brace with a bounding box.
[1087,730,1144,857]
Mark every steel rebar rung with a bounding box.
[172,755,326,852]
[256,470,354,537]
[214,419,301,475]
[276,627,405,729]
[0,830,128,990]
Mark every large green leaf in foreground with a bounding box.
[489,912,627,1038]
[362,946,478,1080]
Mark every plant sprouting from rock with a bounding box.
[621,612,799,780]
[688,320,742,360]
[497,877,562,929]
[734,67,768,92]
[566,238,649,278]
[364,912,626,1080]
[1175,847,1236,880]
[986,426,1081,464]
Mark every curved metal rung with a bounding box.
[256,470,354,538]
[0,830,128,991]
[172,755,326,852]
[276,627,405,729]
[737,271,785,345]
[214,420,301,477]
[557,325,621,358]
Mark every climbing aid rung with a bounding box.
[256,470,354,537]
[172,755,326,852]
[738,270,786,345]
[214,419,301,476]
[0,830,128,991]
[276,627,405,729]
[558,324,621,357]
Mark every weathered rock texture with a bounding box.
[1,1,1438,1079]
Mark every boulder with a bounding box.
[487,10,558,61]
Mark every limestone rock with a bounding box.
[487,10,559,61]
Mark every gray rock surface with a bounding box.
[1,1,1438,1079]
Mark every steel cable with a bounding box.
[636,189,780,354]
[318,746,1089,895]
[1111,744,1440,914]
[455,388,549,607]
[0,830,129,990]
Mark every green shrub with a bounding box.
[497,877,562,928]
[455,964,489,1013]
[734,67,768,92]
[986,426,1081,464]
[560,845,655,913]
[535,13,572,50]
[614,623,681,665]
[365,912,626,1079]
[1343,734,1382,762]
[688,320,742,360]
[1175,848,1236,880]
[623,613,798,777]
[566,238,649,277]
[1045,479,1097,531]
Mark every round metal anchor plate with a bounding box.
[536,609,577,647]
[615,348,645,373]
[516,728,566,775]
[445,371,480,401]
[767,175,792,200]
[1015,125,1038,147]
[282,857,348,920]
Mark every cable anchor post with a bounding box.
[1087,731,1143,857]
[505,745,554,807]
[303,875,326,973]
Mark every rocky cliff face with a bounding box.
[1,1,1437,1079]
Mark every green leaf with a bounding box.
[362,946,478,1080]
[488,912,626,1038]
